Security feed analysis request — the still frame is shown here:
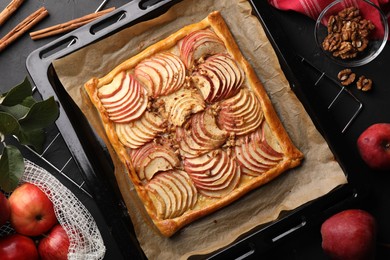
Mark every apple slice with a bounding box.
[98,71,126,99]
[160,88,205,127]
[135,63,162,98]
[147,181,173,219]
[234,123,284,177]
[135,52,186,98]
[100,72,148,124]
[99,71,132,108]
[176,126,205,158]
[192,109,228,145]
[146,170,198,219]
[115,111,166,149]
[183,150,220,172]
[159,52,186,93]
[130,142,180,180]
[191,53,244,103]
[209,53,244,95]
[154,52,186,95]
[217,88,264,136]
[179,29,226,69]
[184,149,241,198]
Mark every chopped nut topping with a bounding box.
[322,7,375,60]
[356,75,373,91]
[337,69,356,86]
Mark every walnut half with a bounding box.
[337,69,356,86]
[356,76,373,91]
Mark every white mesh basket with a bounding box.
[0,159,106,260]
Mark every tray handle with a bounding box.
[26,0,178,70]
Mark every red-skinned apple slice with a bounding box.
[200,161,241,198]
[201,64,224,102]
[147,181,173,219]
[116,111,166,149]
[135,63,162,98]
[135,52,186,98]
[159,52,186,93]
[130,143,180,180]
[190,110,227,149]
[201,63,227,102]
[217,88,263,136]
[153,53,185,95]
[100,73,148,123]
[134,66,156,96]
[184,149,241,198]
[100,72,132,108]
[179,29,226,69]
[235,123,283,176]
[176,126,205,158]
[98,71,126,99]
[208,53,244,99]
[146,171,197,219]
[183,150,220,173]
[116,124,148,148]
[191,53,244,103]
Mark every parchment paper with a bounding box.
[52,0,348,259]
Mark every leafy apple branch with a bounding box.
[0,77,59,192]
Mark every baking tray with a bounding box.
[25,0,369,258]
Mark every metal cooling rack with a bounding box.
[299,56,363,133]
[25,86,93,198]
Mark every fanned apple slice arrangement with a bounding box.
[98,28,284,218]
[86,13,303,237]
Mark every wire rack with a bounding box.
[25,86,93,198]
[299,56,363,133]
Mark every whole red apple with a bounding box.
[321,209,377,260]
[0,233,39,260]
[8,183,57,236]
[38,224,70,260]
[0,192,10,227]
[357,123,390,170]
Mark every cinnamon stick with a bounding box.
[0,0,25,26]
[30,7,115,40]
[0,7,49,52]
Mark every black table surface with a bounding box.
[1,0,390,259]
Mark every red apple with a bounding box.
[0,233,39,260]
[357,123,390,170]
[321,209,377,260]
[0,192,10,227]
[8,183,57,236]
[38,224,70,260]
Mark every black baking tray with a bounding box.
[26,0,370,259]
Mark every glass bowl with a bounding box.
[315,0,388,67]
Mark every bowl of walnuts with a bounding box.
[315,0,388,67]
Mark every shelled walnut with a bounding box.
[322,7,375,59]
[356,76,373,91]
[337,69,356,86]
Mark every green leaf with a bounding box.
[0,145,24,192]
[0,112,20,137]
[0,77,33,106]
[0,104,30,120]
[18,96,59,131]
[15,128,45,153]
[20,96,37,108]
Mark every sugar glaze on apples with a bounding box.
[97,28,286,221]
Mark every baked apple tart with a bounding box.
[84,11,303,237]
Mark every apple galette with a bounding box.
[84,11,303,237]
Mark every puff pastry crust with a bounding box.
[84,11,303,237]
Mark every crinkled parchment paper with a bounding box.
[52,0,347,259]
